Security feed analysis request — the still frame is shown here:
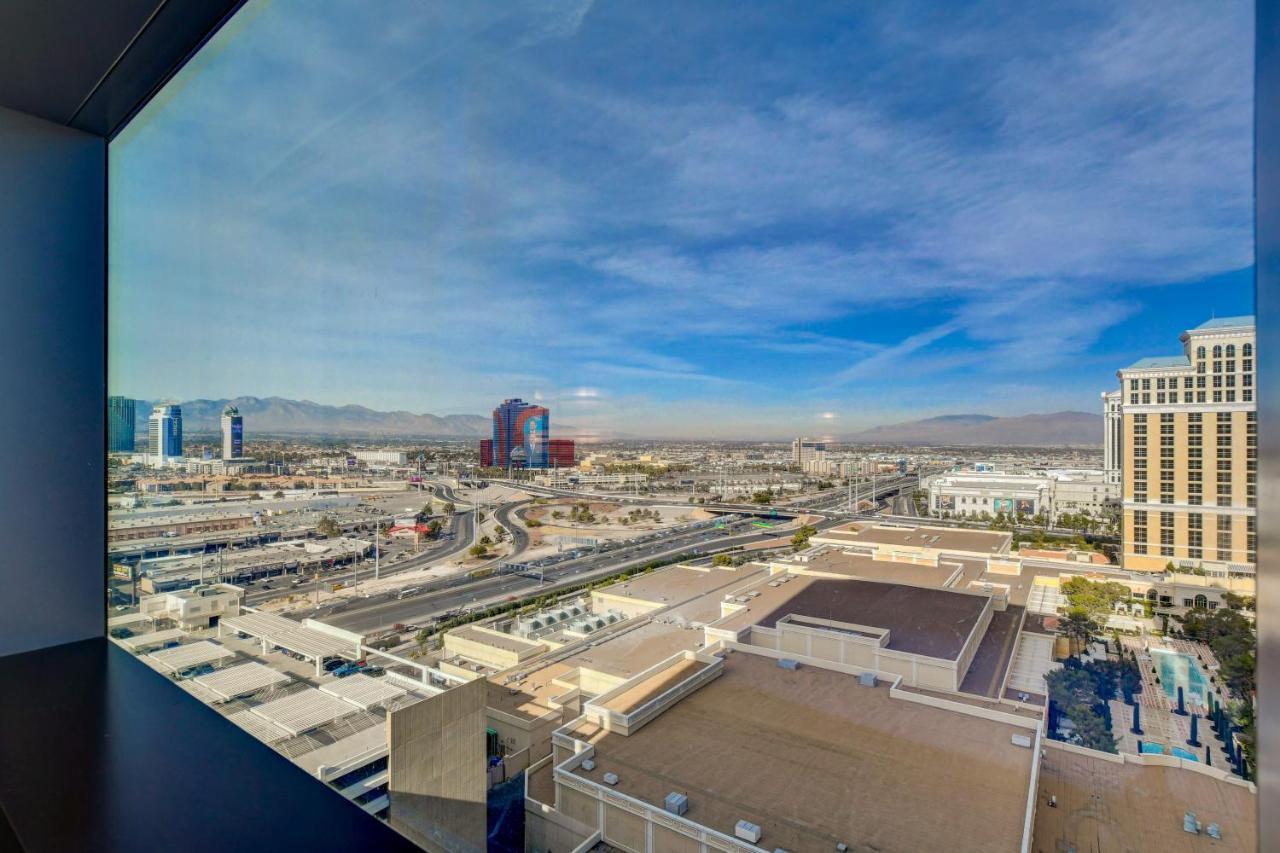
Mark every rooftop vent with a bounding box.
[664,792,689,816]
[778,659,800,671]
[581,759,595,771]
[1183,812,1200,834]
[603,772,619,786]
[858,672,876,687]
[734,820,762,844]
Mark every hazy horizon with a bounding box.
[109,0,1254,440]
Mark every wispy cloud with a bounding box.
[108,0,1253,436]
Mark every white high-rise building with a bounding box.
[148,404,183,463]
[1102,389,1122,485]
[221,405,243,460]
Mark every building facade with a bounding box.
[148,404,183,462]
[1102,389,1122,484]
[108,395,136,452]
[478,439,493,468]
[926,470,1117,524]
[491,398,549,469]
[352,450,408,466]
[1114,316,1256,574]
[221,405,243,460]
[791,437,826,467]
[547,438,575,468]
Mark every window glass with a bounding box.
[104,0,1259,846]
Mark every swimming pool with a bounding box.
[1140,742,1200,762]
[1152,648,1210,706]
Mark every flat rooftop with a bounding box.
[790,547,960,588]
[595,657,709,715]
[448,625,545,655]
[564,621,704,680]
[717,575,989,659]
[1034,748,1255,852]
[817,523,1011,554]
[484,622,706,721]
[596,564,760,607]
[568,650,1034,853]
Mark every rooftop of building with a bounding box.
[784,547,961,588]
[447,625,545,656]
[715,574,989,659]
[1123,355,1192,370]
[1033,747,1255,852]
[594,563,763,608]
[815,522,1012,554]
[565,649,1035,853]
[484,621,706,722]
[1191,314,1255,331]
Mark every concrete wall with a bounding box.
[388,678,488,852]
[0,106,105,657]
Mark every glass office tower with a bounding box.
[107,395,135,452]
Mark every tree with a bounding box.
[317,516,341,538]
[480,535,493,546]
[751,490,774,505]
[442,501,456,515]
[712,554,734,567]
[791,524,817,551]
[273,490,285,499]
[421,501,434,517]
[1061,577,1131,616]
[426,519,443,538]
[468,544,487,558]
[1059,607,1100,656]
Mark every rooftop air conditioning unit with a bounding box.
[734,820,762,843]
[858,672,876,687]
[581,759,595,771]
[664,792,689,816]
[603,772,619,785]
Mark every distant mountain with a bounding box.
[134,396,491,438]
[843,411,1102,447]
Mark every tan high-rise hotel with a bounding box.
[1114,316,1256,574]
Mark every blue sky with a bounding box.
[108,0,1254,439]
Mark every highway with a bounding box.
[318,514,820,634]
[263,475,918,633]
[239,509,476,607]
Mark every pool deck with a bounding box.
[1113,637,1235,769]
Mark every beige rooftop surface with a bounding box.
[448,625,544,654]
[791,547,960,588]
[565,620,704,680]
[570,650,1034,852]
[596,658,709,714]
[819,523,1012,553]
[598,564,763,607]
[1033,748,1255,852]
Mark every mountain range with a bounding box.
[842,411,1102,446]
[130,397,1102,445]
[135,396,490,437]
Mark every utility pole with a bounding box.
[374,522,380,580]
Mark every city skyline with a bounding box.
[108,0,1253,439]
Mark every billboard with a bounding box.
[992,498,1013,513]
[1015,498,1036,516]
[938,495,956,511]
